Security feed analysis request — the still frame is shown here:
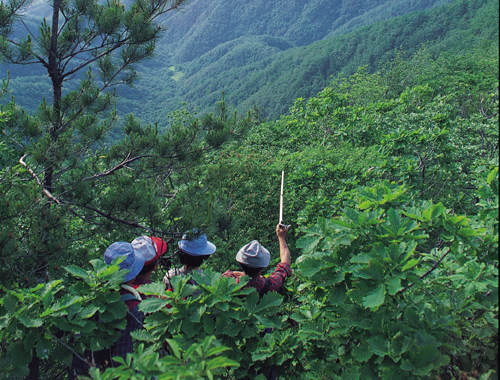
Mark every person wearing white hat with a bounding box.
[131,236,168,291]
[223,224,292,296]
[163,229,216,289]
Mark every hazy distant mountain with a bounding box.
[158,0,454,63]
[2,0,497,126]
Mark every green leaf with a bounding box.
[206,345,231,358]
[257,291,283,311]
[486,167,498,184]
[139,297,169,313]
[352,344,373,362]
[130,329,155,342]
[189,305,207,323]
[64,265,90,280]
[296,236,322,254]
[79,306,99,319]
[402,258,419,272]
[10,341,32,367]
[3,293,19,315]
[387,208,401,234]
[166,339,181,359]
[17,315,43,328]
[368,335,390,357]
[341,366,361,380]
[206,355,239,370]
[298,258,322,278]
[387,277,403,295]
[362,284,386,309]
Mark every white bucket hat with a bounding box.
[236,240,270,268]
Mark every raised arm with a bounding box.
[276,224,291,266]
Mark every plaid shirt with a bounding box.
[112,287,144,361]
[111,305,144,361]
[223,262,292,294]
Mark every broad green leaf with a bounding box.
[17,315,43,328]
[206,345,231,358]
[36,334,52,359]
[166,339,181,359]
[296,236,322,253]
[257,291,283,311]
[352,344,373,362]
[10,341,32,367]
[139,298,169,313]
[79,306,99,319]
[130,329,155,342]
[340,366,361,380]
[189,305,207,323]
[362,284,386,309]
[206,356,239,370]
[2,293,19,315]
[387,277,403,295]
[486,167,498,184]
[298,258,322,278]
[387,208,401,234]
[402,258,419,272]
[64,265,90,280]
[368,335,390,357]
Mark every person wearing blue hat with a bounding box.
[70,242,146,376]
[163,230,216,290]
[104,241,146,361]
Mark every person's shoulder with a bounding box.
[168,268,179,276]
[222,269,232,277]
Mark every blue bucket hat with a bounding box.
[178,230,216,256]
[104,242,145,282]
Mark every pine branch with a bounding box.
[82,154,155,181]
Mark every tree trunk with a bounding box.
[44,0,62,192]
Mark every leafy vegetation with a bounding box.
[0,0,498,379]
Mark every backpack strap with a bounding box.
[120,285,142,302]
[120,293,141,302]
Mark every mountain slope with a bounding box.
[159,0,454,63]
[129,0,498,121]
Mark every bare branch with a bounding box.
[65,200,161,234]
[20,19,40,44]
[82,154,156,181]
[162,189,179,212]
[2,129,24,149]
[19,155,61,204]
[399,248,451,294]
[43,327,92,367]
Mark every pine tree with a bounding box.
[0,0,242,289]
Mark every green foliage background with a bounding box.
[0,0,498,379]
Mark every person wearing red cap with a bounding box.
[130,236,168,303]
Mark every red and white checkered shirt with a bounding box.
[223,262,292,293]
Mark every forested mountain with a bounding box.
[135,0,496,121]
[156,0,454,63]
[5,0,489,125]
